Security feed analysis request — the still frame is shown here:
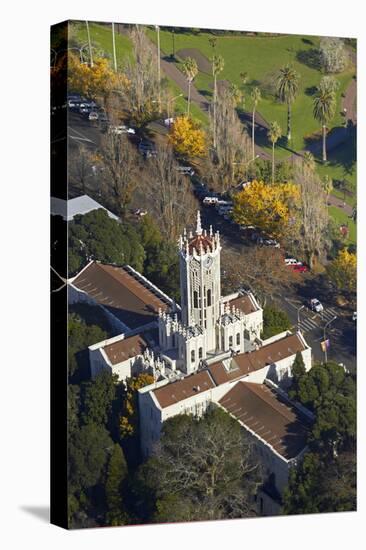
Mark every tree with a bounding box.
[233,180,300,240]
[98,132,141,217]
[319,75,340,94]
[268,121,282,183]
[326,248,356,297]
[182,57,198,116]
[251,87,261,160]
[313,85,336,162]
[289,351,306,398]
[261,306,291,339]
[144,241,181,302]
[105,444,129,525]
[319,37,349,74]
[119,373,155,438]
[140,408,261,522]
[212,54,225,148]
[322,174,333,204]
[276,64,300,142]
[283,450,356,514]
[68,144,95,195]
[68,209,145,275]
[68,53,122,102]
[169,115,206,158]
[124,26,160,126]
[81,370,117,427]
[206,86,251,193]
[222,247,296,307]
[68,314,107,379]
[294,159,329,268]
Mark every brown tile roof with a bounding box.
[228,294,259,315]
[208,333,306,386]
[188,234,213,254]
[72,262,170,329]
[104,334,149,365]
[153,371,216,409]
[219,382,309,460]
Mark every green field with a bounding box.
[147,27,354,155]
[328,206,356,245]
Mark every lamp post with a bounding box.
[171,29,175,59]
[297,305,305,332]
[323,315,337,363]
[112,22,117,72]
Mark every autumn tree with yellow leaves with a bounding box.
[233,180,300,239]
[68,53,128,102]
[119,373,154,438]
[326,249,356,298]
[169,115,206,158]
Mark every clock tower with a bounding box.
[179,211,222,352]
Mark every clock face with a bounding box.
[204,256,213,269]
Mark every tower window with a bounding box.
[199,347,203,359]
[236,333,240,345]
[229,335,233,347]
[207,289,212,307]
[193,290,198,308]
[191,350,195,363]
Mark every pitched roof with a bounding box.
[153,371,216,409]
[104,333,149,365]
[188,234,213,254]
[219,381,310,460]
[51,195,119,221]
[71,262,170,329]
[208,333,306,385]
[228,294,259,315]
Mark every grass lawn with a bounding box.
[328,206,356,245]
[147,27,355,155]
[71,21,208,126]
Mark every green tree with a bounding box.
[144,241,181,302]
[139,408,261,522]
[313,85,336,162]
[251,87,261,160]
[105,444,129,525]
[182,57,198,116]
[326,248,356,297]
[81,370,117,427]
[276,64,300,142]
[283,450,356,514]
[267,121,282,183]
[68,314,107,379]
[261,306,291,339]
[68,209,145,276]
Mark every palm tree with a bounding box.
[268,121,282,183]
[182,57,198,117]
[212,54,224,148]
[251,87,261,160]
[85,20,94,67]
[276,64,300,142]
[303,151,315,171]
[313,86,336,162]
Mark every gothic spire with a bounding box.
[196,210,202,236]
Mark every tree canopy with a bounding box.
[261,305,291,339]
[326,248,356,297]
[68,314,107,380]
[169,115,206,158]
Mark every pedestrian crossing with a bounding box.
[299,307,338,333]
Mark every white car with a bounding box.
[308,298,324,313]
[203,196,219,205]
[285,258,301,266]
[164,117,174,127]
[109,125,135,135]
[176,166,195,176]
[88,111,99,121]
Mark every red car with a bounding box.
[291,263,309,273]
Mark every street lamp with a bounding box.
[323,315,337,363]
[155,25,161,111]
[171,29,175,59]
[297,305,305,333]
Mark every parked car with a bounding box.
[352,311,357,321]
[109,125,136,135]
[307,298,324,313]
[88,111,99,121]
[132,208,147,217]
[164,117,174,127]
[257,236,280,248]
[176,166,195,176]
[203,196,219,205]
[292,263,308,273]
[138,140,157,158]
[284,257,301,266]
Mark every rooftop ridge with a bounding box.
[240,381,298,424]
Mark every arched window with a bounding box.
[193,290,198,308]
[191,349,195,363]
[207,288,212,306]
[199,347,203,359]
[229,335,233,347]
[236,333,240,345]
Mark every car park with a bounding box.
[307,298,324,313]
